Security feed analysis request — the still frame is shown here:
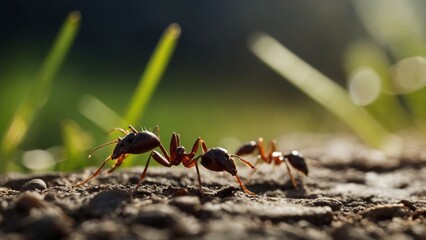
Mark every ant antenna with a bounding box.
[88,140,119,158]
[107,128,127,135]
[231,155,256,169]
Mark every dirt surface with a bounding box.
[1,134,426,239]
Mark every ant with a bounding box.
[73,125,168,187]
[236,138,308,188]
[73,125,255,195]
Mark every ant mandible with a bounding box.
[236,138,308,188]
[135,134,256,195]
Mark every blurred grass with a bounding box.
[351,0,426,132]
[249,33,394,150]
[76,23,181,168]
[344,40,412,131]
[124,23,181,126]
[0,11,81,172]
[60,120,93,171]
[247,1,426,154]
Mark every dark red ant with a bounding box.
[73,125,255,195]
[236,138,308,188]
[73,125,168,187]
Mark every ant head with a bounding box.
[112,133,135,159]
[285,151,308,176]
[215,148,238,176]
[175,146,187,159]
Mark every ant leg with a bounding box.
[186,157,204,195]
[200,139,208,153]
[186,137,205,159]
[169,133,179,158]
[256,138,271,163]
[195,161,203,195]
[133,151,172,194]
[133,153,153,194]
[284,161,298,188]
[158,142,171,160]
[234,174,255,195]
[73,155,112,187]
[107,154,128,173]
[268,140,278,160]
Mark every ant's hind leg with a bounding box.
[185,157,204,196]
[195,161,204,196]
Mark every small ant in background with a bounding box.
[73,125,255,195]
[236,138,308,188]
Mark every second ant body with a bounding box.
[74,125,255,195]
[236,138,308,188]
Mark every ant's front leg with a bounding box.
[73,155,112,187]
[106,154,128,173]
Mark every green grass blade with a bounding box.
[0,11,81,172]
[124,23,181,126]
[352,0,426,59]
[60,119,93,171]
[79,95,126,132]
[249,33,398,152]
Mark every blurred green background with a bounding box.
[1,0,426,173]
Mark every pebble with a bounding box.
[169,196,201,216]
[252,204,333,225]
[360,204,409,221]
[313,197,343,211]
[20,179,47,192]
[15,192,46,214]
[84,189,131,217]
[131,204,201,236]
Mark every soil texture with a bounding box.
[1,134,426,239]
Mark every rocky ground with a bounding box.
[1,134,426,239]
